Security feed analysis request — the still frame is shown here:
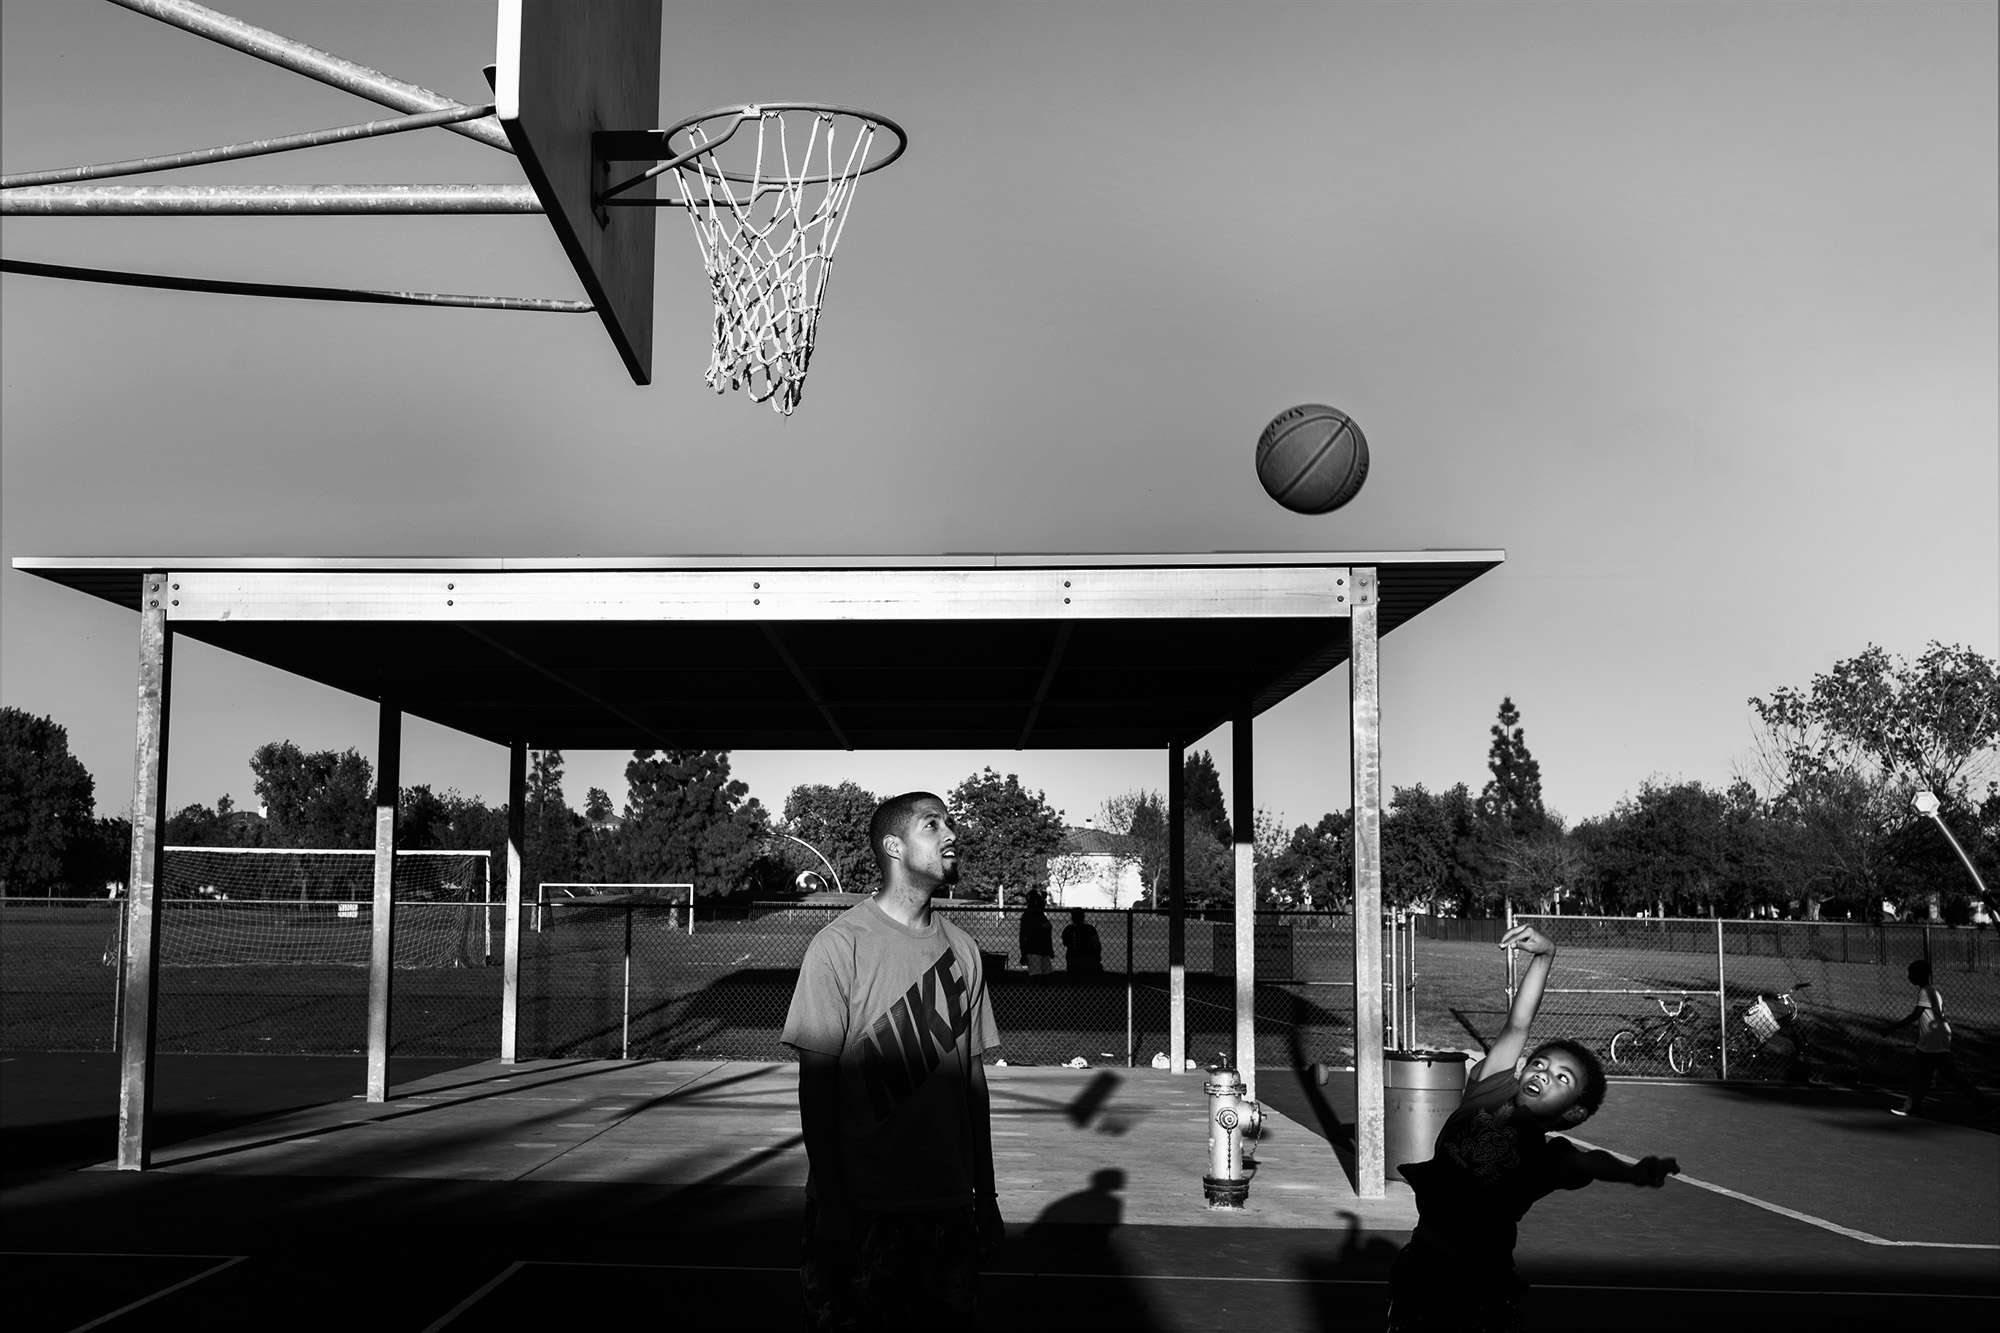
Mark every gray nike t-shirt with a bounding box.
[781,898,1001,1210]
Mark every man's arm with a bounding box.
[1471,924,1556,1081]
[1883,1007,1923,1034]
[968,1058,1004,1250]
[1560,1149,1680,1188]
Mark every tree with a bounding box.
[1243,808,1353,909]
[946,768,1065,903]
[1183,751,1232,845]
[1382,784,1470,913]
[1488,822,1592,916]
[250,742,374,848]
[617,750,770,898]
[781,781,881,893]
[1262,811,1349,909]
[525,750,578,891]
[1479,697,1548,837]
[1102,789,1169,903]
[0,707,97,895]
[65,815,132,896]
[165,794,265,848]
[584,786,615,824]
[1748,643,2000,920]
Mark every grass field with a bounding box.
[6,905,1992,1088]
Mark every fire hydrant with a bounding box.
[1203,1066,1261,1209]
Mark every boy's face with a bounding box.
[1515,1048,1588,1122]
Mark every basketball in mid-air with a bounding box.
[1255,404,1369,514]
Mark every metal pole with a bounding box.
[483,855,492,966]
[1232,706,1256,1100]
[1349,566,1386,1198]
[500,742,526,1064]
[0,183,544,215]
[1716,916,1728,1082]
[1,103,498,188]
[622,903,632,1061]
[365,700,400,1103]
[115,575,172,1171]
[1919,808,1997,911]
[1126,908,1135,1068]
[1168,742,1187,1074]
[105,0,514,153]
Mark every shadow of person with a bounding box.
[1284,1026,1357,1183]
[1295,1208,1404,1331]
[1008,1169,1155,1329]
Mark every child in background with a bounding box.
[1884,958,1989,1118]
[1390,924,1680,1333]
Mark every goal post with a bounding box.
[104,846,494,969]
[536,883,696,934]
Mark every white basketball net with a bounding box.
[673,109,878,415]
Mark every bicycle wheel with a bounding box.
[1666,1035,1694,1075]
[1608,1030,1640,1066]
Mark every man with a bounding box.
[782,791,1005,1329]
[1061,907,1103,978]
[1390,924,1679,1332]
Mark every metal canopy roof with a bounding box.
[17,552,1501,751]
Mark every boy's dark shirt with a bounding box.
[1399,1067,1587,1265]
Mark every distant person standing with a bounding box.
[1020,890,1055,978]
[781,792,1005,1329]
[1062,908,1103,978]
[1884,958,1990,1118]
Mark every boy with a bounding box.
[1390,924,1679,1333]
[1884,958,1989,1118]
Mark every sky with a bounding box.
[2,1,1995,840]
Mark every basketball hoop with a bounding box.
[604,104,906,415]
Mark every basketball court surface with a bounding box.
[4,1054,1993,1331]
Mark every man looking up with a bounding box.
[782,791,1004,1329]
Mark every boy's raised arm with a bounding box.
[1472,924,1556,1081]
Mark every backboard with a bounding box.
[495,0,661,385]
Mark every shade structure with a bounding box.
[18,548,1501,1193]
[19,551,1499,751]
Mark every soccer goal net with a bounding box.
[536,883,695,934]
[103,847,493,969]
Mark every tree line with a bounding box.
[3,642,1992,920]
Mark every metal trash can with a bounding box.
[1385,1049,1469,1182]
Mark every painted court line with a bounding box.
[62,1254,247,1332]
[1565,1134,2000,1251]
[421,1260,526,1333]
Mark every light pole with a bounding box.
[1912,790,1996,916]
[775,833,845,896]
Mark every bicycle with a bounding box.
[1725,983,1817,1081]
[1606,996,1702,1075]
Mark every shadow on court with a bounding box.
[3,1053,1995,1332]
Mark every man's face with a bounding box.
[1515,1048,1587,1122]
[894,799,959,888]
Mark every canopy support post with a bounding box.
[1233,706,1256,1099]
[500,741,527,1063]
[1350,567,1386,1197]
[1168,741,1186,1074]
[364,699,400,1103]
[114,573,172,1171]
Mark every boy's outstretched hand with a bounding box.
[1499,924,1555,957]
[1632,1156,1680,1188]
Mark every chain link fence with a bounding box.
[1511,914,1999,1087]
[518,905,1402,1070]
[6,896,1418,1070]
